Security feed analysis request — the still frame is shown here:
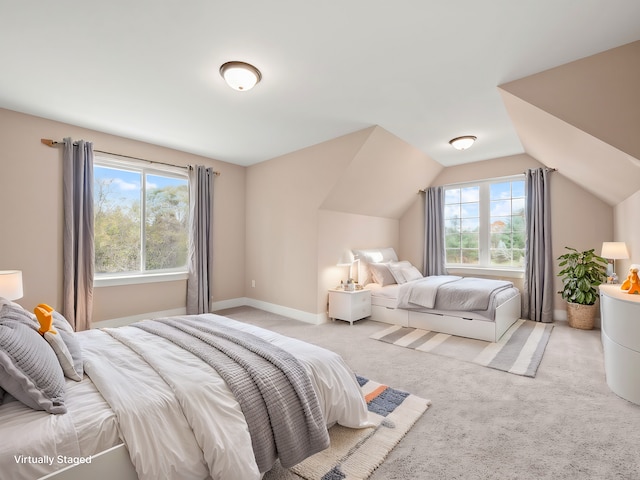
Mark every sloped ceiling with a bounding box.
[320,126,443,219]
[499,41,640,206]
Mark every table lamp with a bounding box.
[0,270,23,300]
[601,242,629,281]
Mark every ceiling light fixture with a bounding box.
[449,135,477,151]
[219,61,262,91]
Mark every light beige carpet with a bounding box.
[370,319,553,377]
[291,376,430,480]
[221,306,640,480]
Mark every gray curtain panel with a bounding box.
[423,186,447,276]
[523,168,554,323]
[187,165,215,314]
[62,138,94,331]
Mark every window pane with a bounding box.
[512,198,525,214]
[446,249,461,264]
[444,204,460,219]
[512,181,525,198]
[461,218,479,232]
[461,249,479,264]
[490,199,511,216]
[145,174,189,270]
[490,247,512,265]
[445,218,460,231]
[512,213,525,231]
[490,182,511,200]
[446,234,461,249]
[490,216,511,232]
[445,188,460,204]
[460,202,479,218]
[461,233,478,248]
[461,186,479,202]
[94,166,141,273]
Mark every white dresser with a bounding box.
[599,284,640,405]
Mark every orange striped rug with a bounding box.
[371,319,553,377]
[290,376,430,480]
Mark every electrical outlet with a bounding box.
[251,280,256,288]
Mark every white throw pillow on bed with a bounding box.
[368,263,397,286]
[352,248,398,285]
[388,261,423,284]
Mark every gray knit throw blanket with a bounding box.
[132,316,330,472]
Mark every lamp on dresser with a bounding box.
[0,270,23,300]
[601,242,629,281]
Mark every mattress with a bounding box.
[366,280,520,322]
[0,374,120,480]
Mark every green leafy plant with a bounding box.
[557,247,608,305]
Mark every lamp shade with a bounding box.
[601,242,629,259]
[0,270,23,300]
[220,61,262,91]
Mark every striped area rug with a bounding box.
[370,319,553,377]
[290,376,430,480]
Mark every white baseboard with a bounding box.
[94,299,328,327]
[212,297,327,325]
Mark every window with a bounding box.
[444,176,525,270]
[93,156,189,282]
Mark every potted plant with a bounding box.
[557,247,608,329]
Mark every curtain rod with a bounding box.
[41,138,221,176]
[417,167,557,194]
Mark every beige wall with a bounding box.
[317,210,399,313]
[0,108,246,323]
[615,188,640,275]
[0,106,621,324]
[245,126,439,318]
[399,153,614,318]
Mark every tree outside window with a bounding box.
[94,159,189,276]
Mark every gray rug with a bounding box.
[371,319,553,377]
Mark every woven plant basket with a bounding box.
[567,302,597,330]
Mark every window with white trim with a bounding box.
[93,155,189,280]
[444,175,526,270]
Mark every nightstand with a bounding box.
[328,288,371,325]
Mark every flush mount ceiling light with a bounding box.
[449,135,477,151]
[219,61,262,91]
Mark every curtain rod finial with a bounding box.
[41,138,56,147]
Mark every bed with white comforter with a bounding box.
[0,307,371,480]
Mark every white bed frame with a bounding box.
[370,292,521,343]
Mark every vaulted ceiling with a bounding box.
[0,2,638,206]
[500,40,640,205]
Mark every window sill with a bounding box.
[446,266,524,279]
[94,271,188,287]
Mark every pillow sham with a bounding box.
[34,305,82,381]
[352,248,399,285]
[0,307,67,414]
[388,261,423,284]
[368,263,397,287]
[35,304,83,380]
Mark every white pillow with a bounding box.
[388,261,423,284]
[352,248,398,285]
[369,263,397,287]
[44,332,82,381]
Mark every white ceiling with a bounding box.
[1,1,639,167]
